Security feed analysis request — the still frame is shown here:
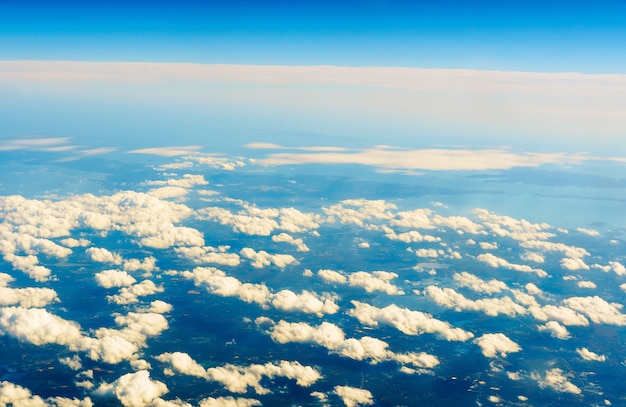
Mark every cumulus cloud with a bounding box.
[577,281,597,289]
[318,269,348,284]
[199,202,320,236]
[453,272,507,294]
[333,385,374,407]
[347,271,404,295]
[0,380,93,407]
[533,368,581,394]
[265,320,439,369]
[86,247,123,264]
[473,333,521,358]
[95,269,137,289]
[562,296,626,325]
[94,370,168,407]
[424,286,525,317]
[183,267,338,315]
[174,246,241,266]
[0,275,58,307]
[271,290,339,316]
[106,280,164,305]
[576,347,606,362]
[538,321,570,339]
[271,233,309,252]
[240,247,297,269]
[477,253,547,277]
[324,199,396,228]
[198,396,261,407]
[348,301,474,341]
[155,352,321,395]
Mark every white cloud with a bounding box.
[533,368,581,394]
[576,347,606,362]
[0,279,58,308]
[156,352,321,395]
[453,272,507,294]
[0,380,93,407]
[94,370,168,407]
[271,233,309,252]
[265,320,439,369]
[520,251,545,263]
[562,296,626,325]
[271,290,339,316]
[174,246,241,267]
[86,247,123,264]
[561,257,590,271]
[240,247,297,269]
[414,248,439,258]
[473,333,521,358]
[577,227,599,236]
[479,242,498,250]
[95,269,137,289]
[259,147,589,172]
[348,301,474,341]
[198,396,261,407]
[324,199,395,227]
[537,321,570,339]
[147,186,190,199]
[477,253,547,277]
[106,280,164,305]
[333,385,374,407]
[577,281,597,289]
[348,271,404,295]
[129,146,203,157]
[424,286,525,317]
[59,355,83,370]
[318,269,348,284]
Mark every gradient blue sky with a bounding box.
[2,0,626,73]
[1,1,625,155]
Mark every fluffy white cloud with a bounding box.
[537,321,570,339]
[271,233,309,252]
[156,352,321,395]
[577,281,597,289]
[562,296,626,325]
[95,269,136,289]
[199,202,320,236]
[324,199,396,228]
[533,368,581,394]
[561,257,590,271]
[333,385,374,407]
[348,301,474,341]
[86,247,123,264]
[271,290,339,316]
[147,186,190,199]
[0,381,93,407]
[520,251,545,263]
[0,276,58,307]
[424,286,525,317]
[477,253,547,277]
[198,396,261,407]
[453,272,507,294]
[414,248,439,258]
[473,333,521,358]
[347,271,404,295]
[240,247,297,269]
[318,269,348,284]
[106,280,164,305]
[174,246,241,266]
[266,320,439,369]
[576,347,606,362]
[94,370,168,407]
[183,267,337,315]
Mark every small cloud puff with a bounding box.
[473,333,521,358]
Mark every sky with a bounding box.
[1,0,626,72]
[1,0,625,154]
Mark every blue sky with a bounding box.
[1,1,625,155]
[2,0,626,73]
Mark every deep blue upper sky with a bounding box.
[1,0,625,72]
